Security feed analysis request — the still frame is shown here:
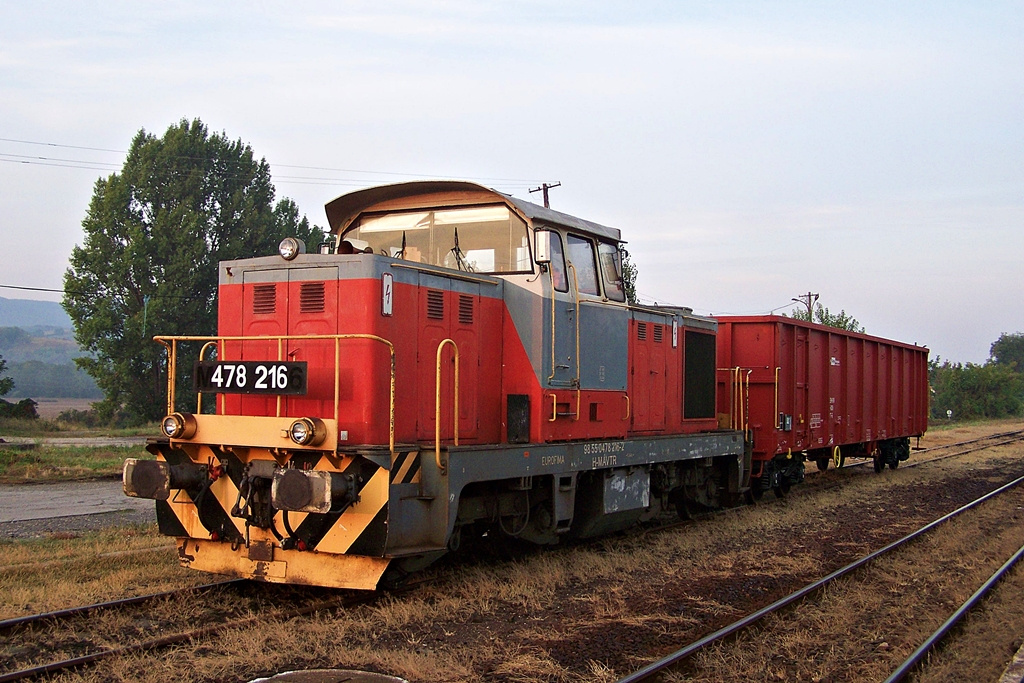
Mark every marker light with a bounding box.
[278,237,306,260]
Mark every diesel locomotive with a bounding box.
[122,181,928,590]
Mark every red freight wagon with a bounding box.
[714,315,929,494]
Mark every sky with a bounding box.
[1,1,1021,363]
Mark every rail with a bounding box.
[616,471,1024,683]
[154,334,396,454]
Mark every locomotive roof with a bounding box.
[324,180,622,243]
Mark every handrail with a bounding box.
[547,266,557,384]
[567,262,581,421]
[434,338,460,473]
[153,334,396,455]
[196,341,219,414]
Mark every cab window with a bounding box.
[346,205,530,274]
[566,235,599,296]
[598,242,626,302]
[549,231,568,292]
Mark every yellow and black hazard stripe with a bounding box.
[390,449,422,484]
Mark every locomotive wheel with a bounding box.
[873,456,884,473]
[832,446,845,469]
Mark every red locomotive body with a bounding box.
[715,315,929,491]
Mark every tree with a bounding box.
[990,332,1024,372]
[619,246,638,304]
[929,357,1023,421]
[0,352,13,397]
[63,118,323,425]
[790,303,865,333]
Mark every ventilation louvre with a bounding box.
[253,284,276,315]
[299,282,326,313]
[637,322,647,341]
[458,295,474,325]
[426,290,445,320]
[653,325,663,343]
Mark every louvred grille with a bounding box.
[427,290,444,320]
[458,295,474,325]
[253,284,276,315]
[300,282,326,313]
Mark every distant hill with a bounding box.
[0,296,101,399]
[0,295,72,328]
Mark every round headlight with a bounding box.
[290,419,311,444]
[288,417,327,447]
[161,412,197,439]
[278,237,306,260]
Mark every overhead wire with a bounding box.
[0,136,543,188]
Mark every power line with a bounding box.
[0,283,193,300]
[0,136,542,186]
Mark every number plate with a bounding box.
[193,361,308,395]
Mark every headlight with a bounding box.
[288,417,327,447]
[278,237,306,260]
[161,412,197,439]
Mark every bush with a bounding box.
[0,398,39,420]
[56,408,105,428]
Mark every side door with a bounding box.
[546,231,577,389]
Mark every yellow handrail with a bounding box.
[567,262,581,421]
[154,334,396,455]
[196,341,219,414]
[435,338,460,473]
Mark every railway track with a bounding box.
[0,579,375,682]
[615,469,1024,682]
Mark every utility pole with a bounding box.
[529,182,561,208]
[792,292,819,318]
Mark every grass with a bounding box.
[2,419,1022,681]
[0,525,193,620]
[0,416,159,438]
[0,445,139,482]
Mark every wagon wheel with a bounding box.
[815,456,830,472]
[772,478,791,498]
[832,446,845,469]
[888,459,899,470]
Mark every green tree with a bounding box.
[63,118,323,425]
[0,352,13,396]
[619,246,638,304]
[790,303,865,333]
[929,357,1024,420]
[990,332,1024,372]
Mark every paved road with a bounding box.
[0,436,149,448]
[0,479,153,523]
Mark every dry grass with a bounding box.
[0,525,205,620]
[7,419,1023,682]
